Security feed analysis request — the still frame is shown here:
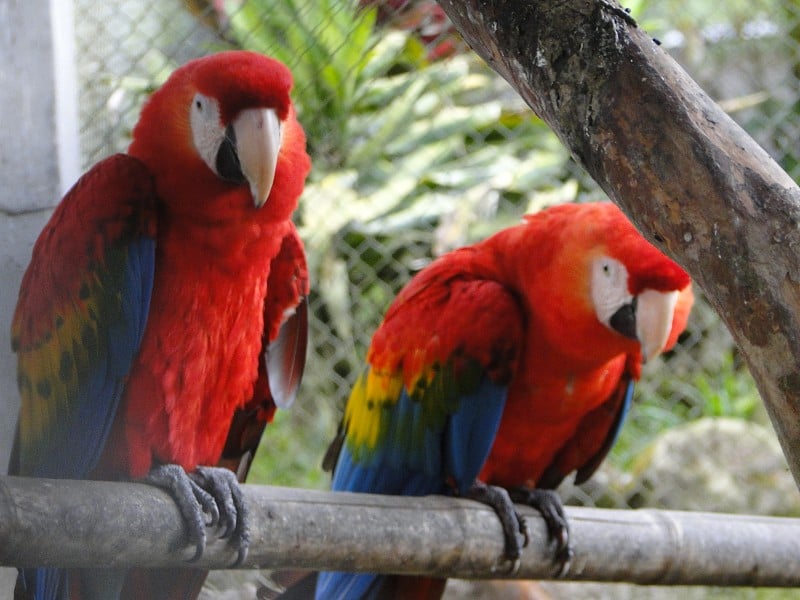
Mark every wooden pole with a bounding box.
[434,0,800,486]
[0,476,799,586]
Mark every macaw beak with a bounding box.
[636,289,679,362]
[230,107,281,208]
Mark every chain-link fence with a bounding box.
[72,0,800,563]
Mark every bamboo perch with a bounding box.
[0,476,799,587]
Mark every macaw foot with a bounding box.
[507,487,572,576]
[146,464,250,565]
[467,482,530,573]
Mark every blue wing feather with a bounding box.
[319,377,508,600]
[444,378,508,496]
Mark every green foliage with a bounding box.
[226,0,421,170]
[299,52,569,356]
[693,355,760,419]
[247,404,336,489]
[630,0,777,32]
[629,0,800,182]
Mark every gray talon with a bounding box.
[508,486,572,575]
[468,482,528,565]
[146,464,250,564]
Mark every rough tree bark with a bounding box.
[436,0,800,485]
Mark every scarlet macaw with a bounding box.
[9,50,310,599]
[316,202,693,599]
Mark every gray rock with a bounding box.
[628,417,800,516]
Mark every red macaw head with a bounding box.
[587,204,692,362]
[515,202,692,367]
[129,50,310,222]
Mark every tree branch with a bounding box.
[435,0,800,484]
[1,476,800,586]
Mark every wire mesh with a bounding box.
[71,0,800,564]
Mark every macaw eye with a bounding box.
[190,93,225,176]
[193,94,209,114]
[591,255,633,330]
[593,257,627,288]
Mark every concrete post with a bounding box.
[0,0,78,594]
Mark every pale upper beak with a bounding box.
[636,289,679,362]
[231,107,281,208]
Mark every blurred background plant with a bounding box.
[70,0,799,594]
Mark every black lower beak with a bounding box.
[216,125,246,185]
[610,297,637,340]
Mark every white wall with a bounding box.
[0,0,78,596]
